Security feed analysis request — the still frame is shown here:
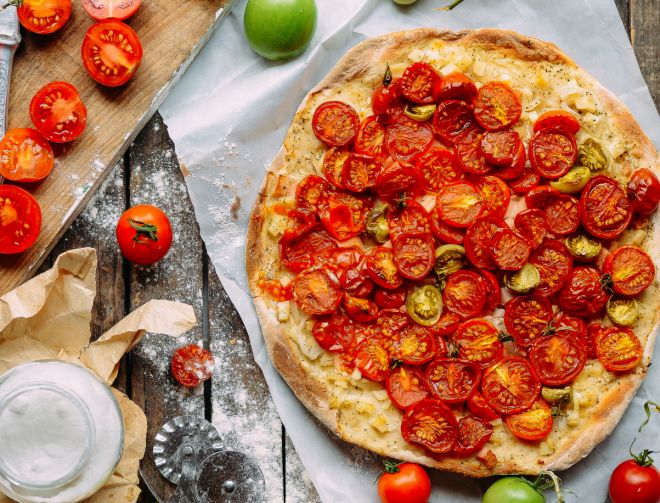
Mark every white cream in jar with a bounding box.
[0,360,124,503]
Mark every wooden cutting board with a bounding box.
[0,0,238,294]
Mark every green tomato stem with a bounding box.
[129,219,159,243]
[439,0,466,10]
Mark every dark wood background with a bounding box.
[40,1,657,501]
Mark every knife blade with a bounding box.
[0,5,20,140]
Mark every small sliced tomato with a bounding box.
[504,398,553,442]
[425,359,481,403]
[392,232,435,280]
[504,295,553,347]
[312,101,359,147]
[29,81,87,143]
[494,140,526,181]
[436,181,483,228]
[385,119,433,162]
[171,344,215,387]
[332,247,374,297]
[464,216,503,270]
[525,185,561,210]
[509,166,541,194]
[454,415,494,456]
[452,319,502,368]
[386,366,429,409]
[479,130,521,165]
[257,278,292,302]
[18,0,71,34]
[312,313,355,352]
[291,267,343,315]
[82,20,143,87]
[580,175,632,240]
[399,62,439,104]
[395,324,438,365]
[429,310,463,338]
[354,115,388,160]
[474,82,522,131]
[553,312,586,340]
[529,333,587,386]
[603,245,655,297]
[367,246,404,290]
[387,200,431,238]
[529,129,577,179]
[343,294,378,323]
[0,185,42,254]
[317,192,368,241]
[0,128,55,182]
[467,391,500,422]
[372,77,401,116]
[433,100,477,145]
[279,226,336,273]
[628,168,660,215]
[354,339,390,381]
[533,110,580,135]
[432,72,477,104]
[481,357,541,414]
[490,227,531,271]
[545,195,580,236]
[82,0,141,20]
[443,270,486,318]
[401,399,458,454]
[323,148,350,188]
[376,309,411,340]
[595,327,643,373]
[296,175,331,212]
[342,154,381,193]
[374,287,406,309]
[430,207,465,244]
[584,322,606,359]
[376,162,422,203]
[474,175,510,220]
[529,239,573,296]
[415,147,463,193]
[557,266,608,318]
[455,129,493,175]
[477,268,502,314]
[514,209,549,249]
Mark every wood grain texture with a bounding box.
[0,0,237,295]
[630,0,659,106]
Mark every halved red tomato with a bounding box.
[82,0,140,20]
[343,294,379,323]
[433,100,476,145]
[425,359,480,403]
[312,313,354,352]
[29,81,87,143]
[399,62,439,104]
[580,175,632,240]
[395,324,438,365]
[401,399,458,454]
[627,168,660,215]
[436,181,483,228]
[341,154,381,193]
[467,391,500,422]
[366,246,403,290]
[317,191,369,241]
[392,232,435,280]
[443,270,486,318]
[514,209,549,249]
[430,207,465,244]
[279,226,336,273]
[374,287,406,309]
[603,245,655,297]
[415,147,463,193]
[291,266,343,315]
[385,119,433,162]
[452,319,503,368]
[464,216,503,270]
[545,195,580,236]
[533,110,580,135]
[454,415,494,456]
[504,295,553,347]
[584,322,606,359]
[529,129,577,179]
[372,77,400,116]
[386,366,429,409]
[354,338,390,381]
[481,357,541,414]
[432,72,477,104]
[474,81,522,131]
[525,185,561,210]
[376,309,411,341]
[477,268,502,314]
[479,130,521,165]
[455,129,493,175]
[323,148,349,188]
[82,20,143,87]
[296,175,331,212]
[529,333,587,386]
[504,398,553,442]
[18,0,71,34]
[490,227,531,271]
[474,175,510,220]
[494,141,526,181]
[312,101,359,147]
[354,116,387,160]
[429,310,463,338]
[595,327,643,373]
[552,312,586,340]
[376,162,421,203]
[529,239,573,296]
[558,266,608,317]
[509,166,541,194]
[0,185,42,254]
[387,200,431,238]
[0,128,55,182]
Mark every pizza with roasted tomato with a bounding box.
[246,28,660,476]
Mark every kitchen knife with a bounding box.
[0,5,19,140]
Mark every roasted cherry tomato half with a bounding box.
[0,128,54,182]
[376,309,411,340]
[580,175,632,240]
[377,461,431,503]
[479,130,521,165]
[429,309,463,338]
[474,175,510,220]
[312,101,359,147]
[583,322,606,359]
[354,338,390,381]
[398,62,439,104]
[529,128,577,179]
[432,72,477,104]
[392,231,435,280]
[367,246,404,290]
[467,391,500,422]
[171,344,215,388]
[372,76,400,116]
[376,162,422,204]
[481,356,541,414]
[533,110,580,135]
[322,147,349,188]
[477,268,502,314]
[395,324,438,365]
[436,181,483,228]
[425,359,480,404]
[295,174,331,212]
[557,266,608,318]
[595,327,643,373]
[509,165,541,194]
[354,115,388,160]
[544,194,580,236]
[430,207,466,244]
[415,147,463,193]
[279,226,336,273]
[82,0,141,21]
[343,294,378,323]
[464,216,502,270]
[291,266,343,315]
[504,398,553,442]
[433,100,477,145]
[529,332,587,386]
[387,200,431,238]
[504,295,553,348]
[603,245,655,297]
[452,318,502,368]
[401,399,458,454]
[29,81,87,143]
[406,284,442,327]
[609,458,660,503]
[18,0,71,34]
[385,118,433,162]
[529,239,573,296]
[473,81,522,131]
[386,366,429,410]
[514,208,549,249]
[628,168,660,215]
[312,314,354,352]
[454,415,494,456]
[490,227,531,271]
[0,185,42,254]
[374,287,406,309]
[116,204,172,264]
[317,190,369,241]
[454,129,493,175]
[443,269,487,318]
[341,154,381,193]
[494,141,526,181]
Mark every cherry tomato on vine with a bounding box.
[171,344,215,387]
[609,457,660,503]
[30,81,87,143]
[116,204,173,264]
[377,461,431,503]
[18,0,71,34]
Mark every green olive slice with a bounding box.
[565,233,602,262]
[406,285,443,326]
[366,203,390,243]
[549,166,592,194]
[542,386,572,405]
[578,139,608,172]
[606,297,638,327]
[434,244,467,278]
[404,103,436,122]
[504,263,540,294]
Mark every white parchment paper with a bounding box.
[160,1,660,501]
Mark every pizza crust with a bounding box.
[246,28,660,476]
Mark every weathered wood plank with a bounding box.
[630,0,659,106]
[614,0,630,36]
[285,433,322,503]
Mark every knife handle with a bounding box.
[0,43,16,140]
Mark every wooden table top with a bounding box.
[42,1,657,501]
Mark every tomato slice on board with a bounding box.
[528,129,577,179]
[392,231,435,280]
[376,162,422,203]
[529,239,573,296]
[464,216,503,270]
[354,339,390,381]
[514,208,549,249]
[29,81,87,143]
[481,357,541,414]
[291,267,343,315]
[479,130,521,166]
[454,416,494,456]
[509,166,541,194]
[385,119,433,162]
[401,399,459,454]
[387,200,431,238]
[476,268,502,315]
[584,322,605,359]
[430,207,465,244]
[557,266,608,318]
[595,327,643,373]
[82,0,140,20]
[603,245,655,297]
[474,81,522,131]
[171,345,215,387]
[490,227,531,271]
[341,154,381,193]
[374,287,406,309]
[467,391,500,422]
[452,319,503,368]
[525,185,562,210]
[331,247,374,297]
[82,20,143,87]
[312,314,355,352]
[494,140,526,181]
[395,324,438,365]
[317,190,370,241]
[386,366,429,409]
[0,185,42,254]
[474,175,510,220]
[366,246,404,290]
[432,72,477,104]
[529,333,587,386]
[455,129,494,175]
[372,78,401,116]
[425,359,481,403]
[545,195,580,236]
[504,398,553,442]
[0,128,55,182]
[18,0,71,34]
[429,310,463,338]
[443,270,487,318]
[312,101,359,147]
[433,100,477,145]
[354,115,388,160]
[533,110,580,135]
[627,168,660,215]
[504,295,554,348]
[296,175,331,212]
[580,175,632,240]
[436,181,483,228]
[279,226,337,273]
[323,148,350,188]
[399,62,439,104]
[415,147,463,193]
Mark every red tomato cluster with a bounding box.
[267,63,660,457]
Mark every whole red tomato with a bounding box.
[377,461,431,503]
[609,456,660,503]
[116,204,173,264]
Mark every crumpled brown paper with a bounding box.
[0,247,197,503]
